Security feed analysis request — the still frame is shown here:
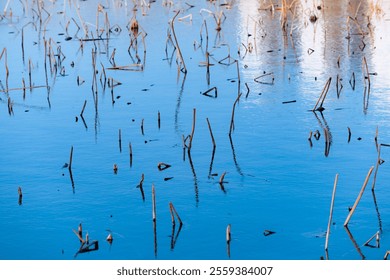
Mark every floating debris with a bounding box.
[157,162,171,171]
[106,233,113,243]
[263,230,276,236]
[113,164,118,174]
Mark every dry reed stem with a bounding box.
[312,77,332,111]
[364,231,380,247]
[226,224,231,258]
[169,203,175,225]
[72,228,84,244]
[0,48,9,91]
[219,171,227,185]
[226,224,231,243]
[384,251,390,260]
[169,202,183,226]
[170,10,187,74]
[344,166,374,227]
[72,0,88,36]
[0,84,46,92]
[325,173,338,252]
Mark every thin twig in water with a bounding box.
[344,166,374,227]
[325,174,338,254]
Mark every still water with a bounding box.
[1,0,390,260]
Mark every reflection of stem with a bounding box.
[344,226,365,259]
[152,184,157,257]
[228,134,243,176]
[371,189,383,233]
[371,144,381,190]
[188,108,196,152]
[312,111,332,156]
[174,75,186,134]
[229,93,242,136]
[153,219,157,258]
[187,150,199,205]
[170,223,183,250]
[69,168,75,190]
[226,224,231,258]
[208,146,216,178]
[363,85,370,113]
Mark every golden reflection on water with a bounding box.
[236,0,390,91]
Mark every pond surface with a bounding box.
[1,0,390,260]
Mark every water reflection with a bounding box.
[1,0,390,260]
[237,0,389,107]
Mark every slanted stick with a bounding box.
[344,166,374,227]
[313,77,332,111]
[171,10,187,74]
[226,224,231,257]
[226,224,231,244]
[325,174,339,252]
[364,231,380,247]
[169,202,183,226]
[384,251,390,260]
[219,171,227,185]
[169,203,175,225]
